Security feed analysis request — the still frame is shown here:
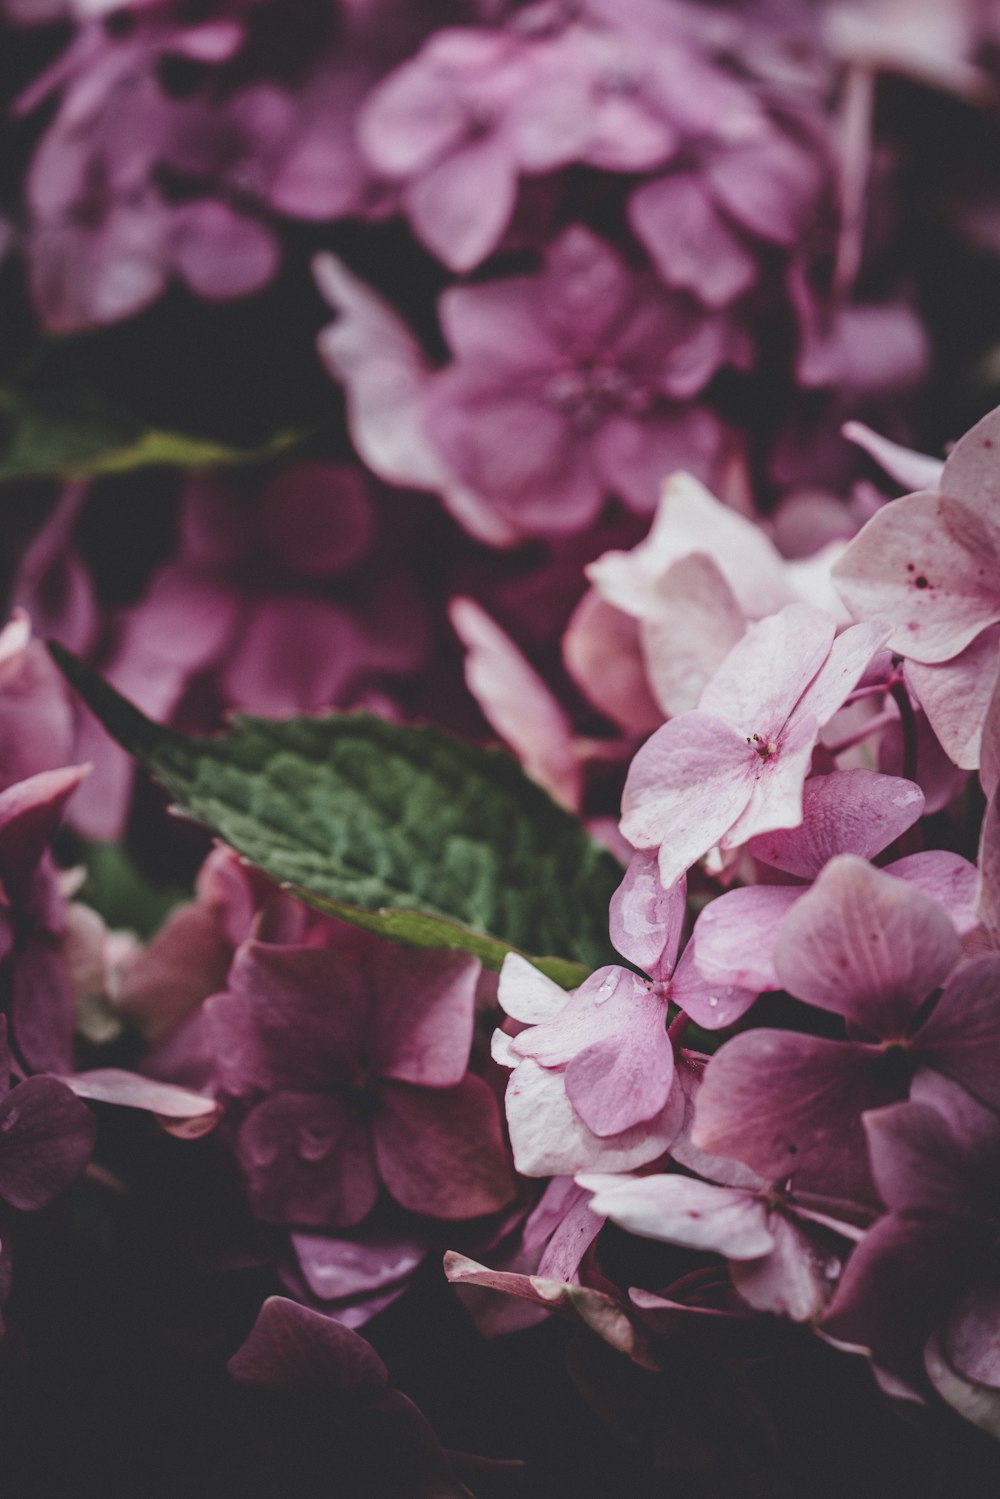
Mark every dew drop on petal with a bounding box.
[708,995,719,1009]
[596,971,621,1004]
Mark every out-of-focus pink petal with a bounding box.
[888,849,979,935]
[841,420,944,491]
[291,1230,426,1304]
[629,173,757,308]
[562,590,662,735]
[63,1068,220,1137]
[640,553,745,719]
[404,131,516,271]
[449,597,582,810]
[171,200,279,300]
[916,956,1000,1111]
[0,1075,95,1210]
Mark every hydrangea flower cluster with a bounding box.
[6,0,1000,1491]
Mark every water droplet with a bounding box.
[822,1256,842,1281]
[296,1127,333,1163]
[595,970,621,1004]
[707,996,719,1009]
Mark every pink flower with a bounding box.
[620,603,888,887]
[833,403,1000,768]
[422,226,743,536]
[205,939,516,1228]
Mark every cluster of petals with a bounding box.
[204,936,516,1228]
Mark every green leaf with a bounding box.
[79,843,188,939]
[50,645,622,986]
[0,385,300,482]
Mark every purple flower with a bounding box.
[205,939,516,1227]
[693,856,1000,1202]
[620,603,887,887]
[833,403,1000,768]
[422,226,743,536]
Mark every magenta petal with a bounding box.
[206,943,366,1097]
[13,941,75,1075]
[670,946,759,1029]
[368,947,478,1089]
[693,1031,891,1201]
[578,1173,774,1259]
[698,603,834,734]
[375,1076,515,1220]
[228,1295,388,1391]
[237,1092,378,1229]
[405,132,516,272]
[747,770,924,878]
[772,855,960,1037]
[942,1279,1000,1390]
[916,956,1000,1111]
[564,1007,674,1137]
[0,1075,95,1210]
[0,765,88,898]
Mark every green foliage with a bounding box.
[51,646,623,985]
[0,385,299,482]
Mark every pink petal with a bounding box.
[940,404,1000,512]
[671,884,801,1028]
[504,1056,680,1177]
[731,1214,830,1322]
[841,420,944,492]
[698,603,835,738]
[832,490,1000,664]
[629,173,758,308]
[64,1068,219,1138]
[707,132,819,246]
[375,1076,515,1219]
[171,200,279,300]
[640,553,746,719]
[564,1009,674,1137]
[692,1030,893,1201]
[404,132,516,271]
[907,625,1000,769]
[888,849,979,934]
[238,1091,379,1229]
[772,855,961,1037]
[747,769,924,877]
[497,952,568,1026]
[449,597,582,810]
[917,955,1000,1111]
[291,1230,426,1303]
[205,943,366,1098]
[368,947,478,1089]
[562,590,663,736]
[0,1075,95,1210]
[609,851,685,981]
[788,619,889,732]
[228,1295,388,1391]
[595,407,726,514]
[619,711,756,887]
[0,765,89,897]
[578,1173,774,1259]
[979,791,1000,947]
